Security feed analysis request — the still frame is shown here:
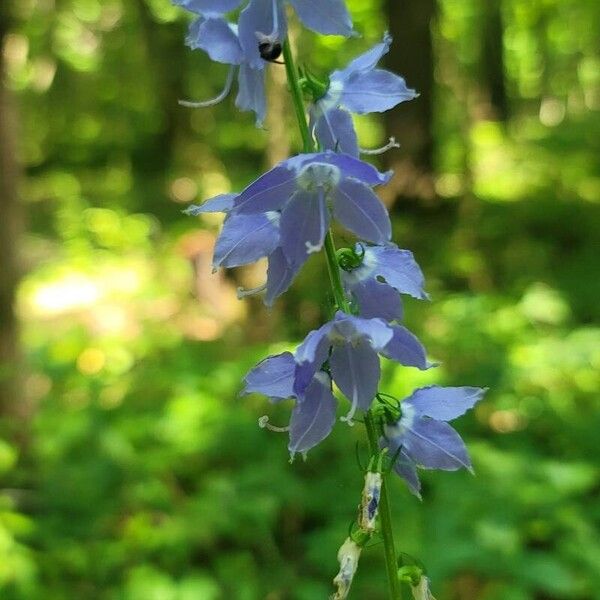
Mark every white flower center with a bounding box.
[297,162,341,193]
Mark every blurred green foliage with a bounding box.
[1,0,599,598]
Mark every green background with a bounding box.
[0,0,599,598]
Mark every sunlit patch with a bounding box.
[77,348,106,375]
[170,177,198,204]
[31,274,102,315]
[488,409,527,433]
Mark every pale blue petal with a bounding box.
[187,17,244,64]
[330,341,380,417]
[294,323,334,397]
[333,32,392,82]
[383,437,421,498]
[382,325,429,369]
[174,0,244,17]
[233,164,296,214]
[289,373,337,456]
[280,190,329,267]
[331,313,393,351]
[288,0,354,37]
[235,63,266,126]
[238,0,287,68]
[367,245,428,300]
[404,386,486,421]
[350,278,402,321]
[332,178,391,244]
[184,193,236,215]
[402,417,472,472]
[242,352,296,400]
[311,106,359,156]
[287,151,391,185]
[265,247,305,306]
[341,70,417,114]
[213,212,279,268]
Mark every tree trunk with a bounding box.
[480,0,508,121]
[383,0,437,205]
[0,3,25,430]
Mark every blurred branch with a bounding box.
[383,0,437,205]
[0,1,26,431]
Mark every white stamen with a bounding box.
[360,137,400,156]
[237,282,267,299]
[258,415,289,433]
[179,66,236,108]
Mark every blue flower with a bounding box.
[294,311,430,423]
[381,386,487,497]
[176,0,354,58]
[340,243,429,320]
[182,15,267,125]
[242,352,337,458]
[242,313,431,455]
[185,193,303,306]
[231,151,393,268]
[309,33,418,156]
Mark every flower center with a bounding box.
[297,162,341,193]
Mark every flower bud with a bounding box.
[331,537,362,600]
[359,471,382,533]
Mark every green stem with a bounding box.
[282,36,402,600]
[282,38,312,153]
[365,412,402,600]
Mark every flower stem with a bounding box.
[282,35,402,600]
[364,411,403,600]
[282,38,312,153]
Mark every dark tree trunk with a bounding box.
[480,0,508,121]
[383,0,437,204]
[0,2,25,430]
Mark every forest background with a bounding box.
[0,0,599,598]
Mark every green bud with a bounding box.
[336,244,365,272]
[299,67,330,101]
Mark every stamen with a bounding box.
[360,137,400,156]
[178,66,236,108]
[236,282,267,299]
[258,415,289,432]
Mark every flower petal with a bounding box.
[238,0,287,68]
[288,372,337,457]
[404,386,486,421]
[265,247,305,306]
[330,340,380,418]
[367,245,428,300]
[402,417,472,471]
[280,190,329,267]
[213,212,279,268]
[332,178,391,244]
[174,0,244,17]
[288,0,354,37]
[233,163,296,214]
[333,32,392,82]
[242,352,296,400]
[383,437,422,498]
[341,70,417,114]
[235,63,267,126]
[382,325,429,369]
[350,278,403,321]
[311,106,359,157]
[332,313,394,352]
[184,193,236,215]
[294,323,333,397]
[187,17,244,64]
